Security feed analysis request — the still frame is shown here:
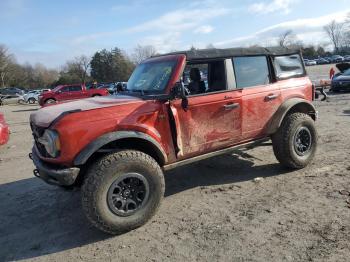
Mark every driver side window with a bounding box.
[185,60,231,96]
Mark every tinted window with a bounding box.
[70,86,82,92]
[61,86,70,92]
[274,54,305,79]
[233,56,270,88]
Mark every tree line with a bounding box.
[0,44,157,89]
[1,15,350,90]
[278,13,350,58]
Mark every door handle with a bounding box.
[265,94,279,101]
[223,103,240,110]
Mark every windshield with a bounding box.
[52,86,62,92]
[127,60,176,94]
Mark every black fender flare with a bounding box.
[266,98,317,135]
[73,131,167,166]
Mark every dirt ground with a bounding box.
[0,65,350,262]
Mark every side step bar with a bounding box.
[163,138,270,171]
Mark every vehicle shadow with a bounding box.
[164,151,290,197]
[0,153,290,261]
[0,179,108,261]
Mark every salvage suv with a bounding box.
[30,47,318,234]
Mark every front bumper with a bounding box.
[331,82,350,91]
[30,147,80,186]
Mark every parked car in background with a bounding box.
[24,90,41,104]
[331,63,350,92]
[316,58,329,65]
[304,59,317,66]
[0,87,25,96]
[0,112,9,145]
[38,83,109,106]
[0,94,25,105]
[331,55,344,63]
[23,89,51,104]
[343,55,350,62]
[108,82,128,94]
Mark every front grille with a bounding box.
[30,122,51,158]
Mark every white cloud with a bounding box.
[249,0,298,15]
[215,10,350,48]
[194,25,214,34]
[140,32,182,53]
[126,3,229,53]
[127,7,229,33]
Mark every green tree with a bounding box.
[90,47,134,82]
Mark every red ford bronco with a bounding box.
[30,47,318,234]
[38,83,109,106]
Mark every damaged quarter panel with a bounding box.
[170,90,242,159]
[279,77,313,102]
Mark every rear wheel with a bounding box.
[272,113,317,169]
[81,150,164,235]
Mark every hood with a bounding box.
[336,63,350,73]
[333,74,350,81]
[30,95,143,127]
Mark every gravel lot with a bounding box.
[0,65,350,262]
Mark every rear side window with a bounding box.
[274,54,305,79]
[233,56,270,88]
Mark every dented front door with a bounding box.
[170,90,242,159]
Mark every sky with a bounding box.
[1,0,349,69]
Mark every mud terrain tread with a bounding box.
[272,112,317,169]
[81,150,164,235]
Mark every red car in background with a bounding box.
[38,84,109,106]
[0,113,9,145]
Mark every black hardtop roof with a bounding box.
[156,46,300,60]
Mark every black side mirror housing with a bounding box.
[172,81,188,111]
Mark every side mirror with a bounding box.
[56,90,62,94]
[172,81,188,111]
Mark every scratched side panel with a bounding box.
[170,91,242,160]
[279,77,313,102]
[241,83,282,140]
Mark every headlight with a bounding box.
[38,129,60,157]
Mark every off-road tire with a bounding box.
[272,112,317,169]
[81,150,165,235]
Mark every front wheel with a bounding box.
[81,150,165,235]
[272,113,317,169]
[45,98,56,105]
[28,98,36,104]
